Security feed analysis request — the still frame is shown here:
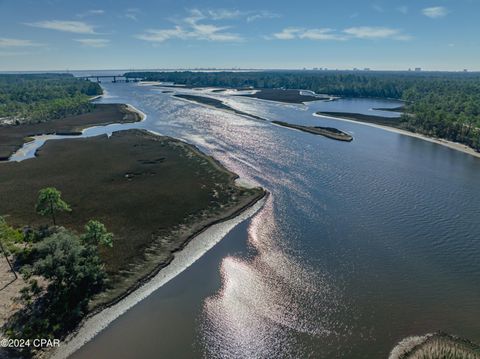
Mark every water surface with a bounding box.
[67,82,480,358]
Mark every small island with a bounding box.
[272,121,353,141]
[316,111,403,127]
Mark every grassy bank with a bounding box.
[0,104,142,160]
[0,129,264,310]
[316,111,403,127]
[272,121,353,141]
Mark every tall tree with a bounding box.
[35,187,71,226]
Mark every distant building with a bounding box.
[364,68,371,71]
[463,69,468,72]
[415,67,422,72]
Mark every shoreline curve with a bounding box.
[313,112,480,159]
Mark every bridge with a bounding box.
[80,75,145,83]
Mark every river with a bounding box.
[61,82,480,358]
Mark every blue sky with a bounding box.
[0,0,479,71]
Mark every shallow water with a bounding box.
[61,82,480,358]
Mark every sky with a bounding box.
[0,0,479,71]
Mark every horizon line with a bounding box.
[1,67,479,74]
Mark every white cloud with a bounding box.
[300,28,347,41]
[124,8,141,21]
[272,27,302,40]
[271,26,410,41]
[75,38,109,47]
[187,8,280,22]
[0,37,40,47]
[26,20,96,34]
[206,9,243,20]
[136,8,279,44]
[422,6,448,18]
[136,9,243,43]
[77,9,104,18]
[246,11,281,22]
[136,27,188,42]
[344,26,401,39]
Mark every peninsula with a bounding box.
[0,129,264,356]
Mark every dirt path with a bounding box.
[0,257,24,329]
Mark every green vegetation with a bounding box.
[128,71,480,151]
[0,216,21,277]
[0,73,102,125]
[35,187,71,226]
[4,228,109,352]
[83,220,114,248]
[0,216,23,255]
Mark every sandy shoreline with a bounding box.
[47,194,266,359]
[313,112,480,159]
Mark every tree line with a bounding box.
[0,74,102,125]
[126,71,480,151]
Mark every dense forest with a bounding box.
[0,74,102,125]
[126,71,480,151]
